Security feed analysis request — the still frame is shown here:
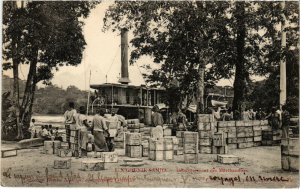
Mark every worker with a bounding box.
[74,106,92,158]
[29,118,36,138]
[171,108,187,136]
[281,105,290,138]
[64,102,77,147]
[222,110,232,121]
[109,109,119,122]
[92,109,109,152]
[266,107,281,131]
[151,105,164,127]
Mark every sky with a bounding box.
[3,2,264,91]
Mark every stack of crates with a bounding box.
[125,133,142,158]
[218,121,237,150]
[127,119,141,133]
[70,129,80,157]
[198,114,215,154]
[176,131,184,155]
[114,131,126,149]
[236,121,254,149]
[183,132,199,164]
[142,136,150,157]
[149,138,164,161]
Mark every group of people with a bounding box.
[64,102,123,158]
[29,119,60,140]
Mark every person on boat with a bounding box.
[151,105,164,127]
[281,105,290,138]
[92,109,109,152]
[29,118,36,138]
[75,106,92,158]
[64,102,77,147]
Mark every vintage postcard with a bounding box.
[1,0,299,187]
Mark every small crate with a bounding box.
[54,159,71,169]
[125,133,142,145]
[149,139,164,151]
[199,137,212,146]
[183,143,198,154]
[198,122,213,131]
[1,148,17,158]
[142,147,149,157]
[57,149,73,157]
[213,132,225,146]
[176,131,185,138]
[149,150,164,161]
[163,128,172,136]
[199,146,212,154]
[163,139,174,150]
[254,136,262,142]
[184,132,199,143]
[81,160,105,171]
[125,145,142,158]
[217,155,239,164]
[164,150,174,161]
[96,152,118,163]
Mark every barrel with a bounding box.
[281,137,299,171]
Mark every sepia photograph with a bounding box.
[1,0,299,187]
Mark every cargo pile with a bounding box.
[281,137,299,171]
[125,133,143,158]
[183,132,199,164]
[198,114,215,154]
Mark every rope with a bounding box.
[106,45,120,77]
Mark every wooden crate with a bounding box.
[183,143,198,154]
[218,121,235,127]
[199,146,212,154]
[198,122,213,131]
[1,148,17,158]
[235,121,245,127]
[163,128,172,136]
[164,136,179,145]
[151,127,164,139]
[184,153,198,164]
[60,143,69,150]
[142,147,149,157]
[164,150,174,161]
[260,120,269,126]
[81,160,105,171]
[57,149,72,157]
[252,120,261,126]
[212,146,228,154]
[54,159,71,169]
[178,138,184,147]
[217,155,239,164]
[236,127,254,137]
[198,131,213,138]
[163,139,174,150]
[149,150,164,161]
[213,132,225,146]
[238,142,254,149]
[96,152,118,163]
[199,137,212,146]
[176,131,185,138]
[125,145,142,158]
[125,133,142,145]
[197,114,214,123]
[253,130,262,136]
[237,137,253,143]
[184,132,199,143]
[253,126,262,131]
[227,138,237,144]
[254,136,262,142]
[114,141,124,149]
[149,139,164,151]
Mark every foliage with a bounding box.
[103,1,299,112]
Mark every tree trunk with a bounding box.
[196,60,205,114]
[13,57,22,140]
[19,48,38,135]
[232,2,247,115]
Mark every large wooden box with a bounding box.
[184,143,198,154]
[163,128,172,136]
[149,139,164,151]
[198,122,213,131]
[198,131,213,138]
[199,137,212,146]
[184,132,199,143]
[176,131,185,138]
[81,160,105,171]
[217,155,239,164]
[163,139,174,150]
[125,133,142,145]
[213,132,225,146]
[199,146,212,154]
[164,150,174,161]
[125,145,142,158]
[54,159,71,169]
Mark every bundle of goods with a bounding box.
[125,133,142,158]
[281,137,299,171]
[183,132,199,164]
[198,114,215,154]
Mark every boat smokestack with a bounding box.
[118,28,131,84]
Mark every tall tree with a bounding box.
[2,1,99,139]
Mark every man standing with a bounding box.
[29,119,36,138]
[92,109,109,152]
[281,105,290,138]
[64,102,77,147]
[151,106,164,127]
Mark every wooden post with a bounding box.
[280,1,287,107]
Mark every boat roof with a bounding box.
[90,83,165,91]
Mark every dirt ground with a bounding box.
[1,142,299,188]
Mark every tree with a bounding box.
[103,1,298,116]
[2,1,99,139]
